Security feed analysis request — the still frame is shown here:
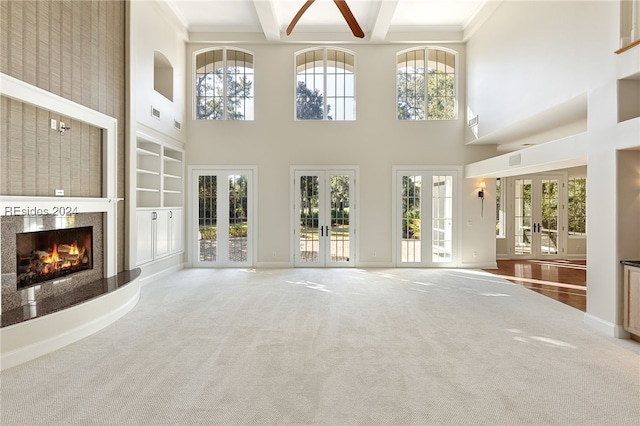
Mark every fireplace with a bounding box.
[16,226,93,289]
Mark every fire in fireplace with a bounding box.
[16,226,93,289]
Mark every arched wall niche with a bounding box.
[154,51,174,102]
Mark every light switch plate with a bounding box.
[55,189,64,196]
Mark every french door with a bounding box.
[511,175,563,259]
[192,168,254,267]
[293,169,356,267]
[394,168,459,267]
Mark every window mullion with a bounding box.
[223,48,227,120]
[424,48,429,121]
[323,48,328,120]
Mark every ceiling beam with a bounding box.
[252,0,281,41]
[370,0,399,42]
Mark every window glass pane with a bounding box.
[326,74,336,97]
[195,49,253,120]
[330,175,351,263]
[401,175,421,263]
[397,48,426,120]
[228,175,248,262]
[515,179,532,255]
[432,175,452,262]
[199,175,217,262]
[568,177,586,236]
[344,98,355,121]
[299,175,320,262]
[295,48,355,121]
[426,49,455,120]
[496,178,505,237]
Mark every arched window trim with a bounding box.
[294,46,356,121]
[193,46,255,121]
[396,46,458,121]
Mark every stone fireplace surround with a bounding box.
[0,73,141,370]
[1,212,104,322]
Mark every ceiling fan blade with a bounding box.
[286,0,316,36]
[333,0,364,38]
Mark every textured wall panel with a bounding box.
[1,0,126,270]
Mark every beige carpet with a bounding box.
[1,268,639,425]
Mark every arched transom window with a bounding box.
[397,48,457,120]
[195,48,254,120]
[295,48,355,121]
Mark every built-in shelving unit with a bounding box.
[136,140,162,208]
[163,146,184,208]
[135,137,184,208]
[134,134,184,266]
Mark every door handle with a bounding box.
[320,226,323,237]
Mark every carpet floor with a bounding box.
[1,268,639,425]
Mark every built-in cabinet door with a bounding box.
[136,210,154,265]
[155,210,170,258]
[169,209,183,254]
[136,208,184,266]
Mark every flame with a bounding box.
[43,244,59,265]
[69,243,79,256]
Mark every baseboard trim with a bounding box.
[255,261,293,268]
[567,255,587,261]
[0,278,140,371]
[356,262,395,268]
[584,313,631,339]
[460,262,498,269]
[138,262,185,286]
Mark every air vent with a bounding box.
[151,106,161,119]
[467,116,478,127]
[174,120,181,130]
[509,153,521,166]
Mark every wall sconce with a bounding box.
[59,121,71,136]
[478,181,486,216]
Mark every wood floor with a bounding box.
[484,260,587,311]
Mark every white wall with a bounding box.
[130,0,187,144]
[466,0,640,336]
[466,1,617,139]
[184,42,496,267]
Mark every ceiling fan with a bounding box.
[286,0,365,38]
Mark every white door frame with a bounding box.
[188,166,258,268]
[392,166,462,267]
[290,166,359,267]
